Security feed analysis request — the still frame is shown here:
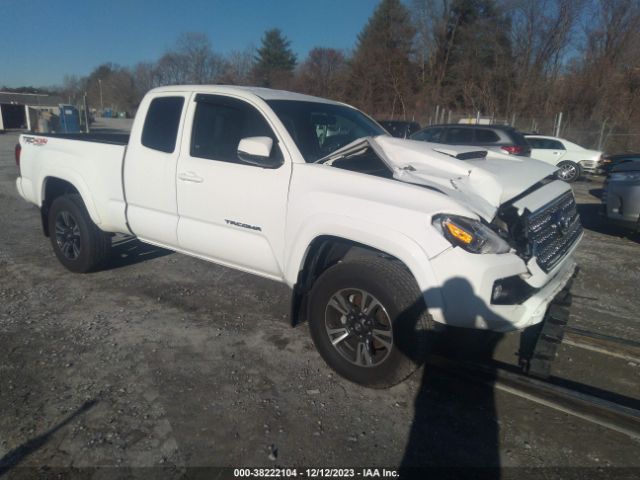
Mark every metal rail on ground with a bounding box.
[563,326,640,363]
[426,355,640,441]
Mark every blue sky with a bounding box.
[0,0,378,88]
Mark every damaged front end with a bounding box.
[320,135,582,278]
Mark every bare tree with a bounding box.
[296,48,348,99]
[218,47,256,85]
[155,32,224,85]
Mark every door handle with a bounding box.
[178,171,204,183]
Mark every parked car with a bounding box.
[597,152,640,175]
[377,120,421,139]
[410,124,531,157]
[601,161,640,231]
[525,135,603,183]
[15,85,581,387]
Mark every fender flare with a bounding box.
[284,214,446,315]
[39,171,102,226]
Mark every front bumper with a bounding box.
[425,246,578,332]
[579,160,599,172]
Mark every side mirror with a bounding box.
[237,136,281,168]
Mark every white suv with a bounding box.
[525,135,603,182]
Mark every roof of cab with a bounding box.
[148,85,343,105]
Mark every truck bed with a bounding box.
[17,132,130,235]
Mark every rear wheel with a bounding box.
[308,256,432,388]
[48,194,111,273]
[556,161,581,182]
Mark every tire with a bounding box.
[308,256,433,388]
[556,161,581,183]
[48,194,111,273]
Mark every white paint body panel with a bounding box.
[526,135,602,172]
[16,135,128,233]
[16,85,582,332]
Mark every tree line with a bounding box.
[8,0,640,151]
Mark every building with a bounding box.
[0,91,65,131]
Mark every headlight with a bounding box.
[433,214,511,254]
[610,171,640,182]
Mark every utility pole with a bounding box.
[555,112,563,137]
[598,119,608,151]
[83,93,90,133]
[98,79,104,114]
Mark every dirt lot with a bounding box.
[1,124,639,478]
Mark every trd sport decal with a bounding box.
[23,136,48,146]
[225,219,262,231]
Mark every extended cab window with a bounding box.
[141,96,184,153]
[191,95,282,165]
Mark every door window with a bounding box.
[444,128,474,144]
[529,138,565,149]
[412,127,443,142]
[190,95,282,165]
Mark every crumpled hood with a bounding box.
[368,136,557,221]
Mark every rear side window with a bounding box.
[527,138,544,149]
[475,129,500,143]
[444,128,474,144]
[529,138,564,149]
[547,139,565,150]
[190,95,282,165]
[141,96,184,153]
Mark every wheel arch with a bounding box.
[40,176,100,236]
[288,233,441,327]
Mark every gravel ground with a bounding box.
[1,123,639,478]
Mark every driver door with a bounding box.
[176,94,291,279]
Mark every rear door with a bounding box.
[175,94,291,279]
[124,93,189,246]
[528,138,566,165]
[442,127,475,145]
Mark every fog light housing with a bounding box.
[491,276,538,305]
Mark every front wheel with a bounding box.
[556,161,581,183]
[48,194,111,273]
[308,257,432,388]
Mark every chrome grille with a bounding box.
[526,192,582,272]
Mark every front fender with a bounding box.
[283,213,445,313]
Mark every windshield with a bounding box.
[266,100,386,162]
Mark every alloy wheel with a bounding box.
[54,210,81,260]
[324,288,393,367]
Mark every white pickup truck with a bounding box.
[15,86,583,386]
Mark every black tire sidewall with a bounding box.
[308,260,429,388]
[48,195,97,273]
